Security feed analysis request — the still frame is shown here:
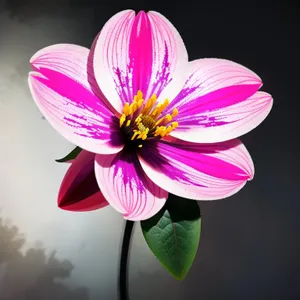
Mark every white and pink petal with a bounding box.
[164,58,271,143]
[138,138,254,201]
[94,151,168,221]
[170,91,273,143]
[92,10,188,113]
[28,44,124,154]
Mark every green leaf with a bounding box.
[55,146,82,163]
[141,194,201,280]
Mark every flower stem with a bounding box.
[119,220,134,300]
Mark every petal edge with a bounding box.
[139,139,254,201]
[94,151,168,221]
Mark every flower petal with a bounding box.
[171,91,273,143]
[164,59,271,143]
[94,151,167,221]
[28,44,123,154]
[58,150,109,211]
[138,138,254,200]
[92,10,188,113]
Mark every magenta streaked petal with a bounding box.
[171,91,273,143]
[58,150,109,212]
[146,11,188,103]
[164,59,270,143]
[138,139,254,201]
[129,11,153,101]
[93,10,135,113]
[92,10,188,113]
[94,151,167,221]
[172,58,262,106]
[28,44,124,154]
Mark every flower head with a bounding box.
[28,10,272,221]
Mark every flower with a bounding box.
[28,10,273,221]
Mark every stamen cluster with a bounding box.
[119,90,178,148]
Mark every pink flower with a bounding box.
[28,10,272,221]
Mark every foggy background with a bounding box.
[0,0,299,299]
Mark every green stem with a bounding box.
[119,220,134,300]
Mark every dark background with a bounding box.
[1,0,300,299]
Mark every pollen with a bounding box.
[119,90,179,145]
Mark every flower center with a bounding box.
[119,90,178,149]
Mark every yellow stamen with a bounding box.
[138,144,143,148]
[171,108,178,117]
[151,99,170,119]
[120,91,179,142]
[154,122,178,138]
[119,114,126,127]
[154,126,166,137]
[123,103,130,116]
[138,123,147,132]
[138,128,149,140]
[137,98,143,107]
[172,121,179,128]
[135,114,142,125]
[131,130,140,140]
[142,94,157,115]
[155,108,178,126]
[155,117,164,126]
[136,90,143,101]
[165,114,173,122]
[135,126,149,139]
